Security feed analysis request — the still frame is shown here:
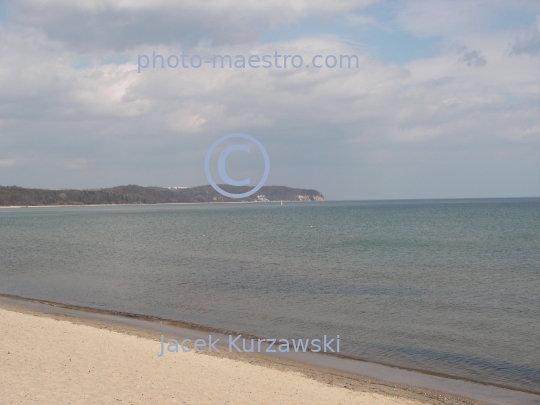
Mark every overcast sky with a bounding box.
[0,0,538,200]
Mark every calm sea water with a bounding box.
[1,200,539,393]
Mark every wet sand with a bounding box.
[0,299,493,405]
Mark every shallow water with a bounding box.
[1,199,539,393]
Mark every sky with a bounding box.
[0,0,539,200]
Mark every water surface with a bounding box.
[1,199,539,393]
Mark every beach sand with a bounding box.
[0,304,484,405]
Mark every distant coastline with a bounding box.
[0,201,309,209]
[0,184,324,206]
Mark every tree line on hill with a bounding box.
[0,185,324,206]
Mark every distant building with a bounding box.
[167,186,189,190]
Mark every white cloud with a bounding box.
[67,158,91,169]
[6,0,378,51]
[0,0,538,198]
[510,15,540,56]
[0,158,17,168]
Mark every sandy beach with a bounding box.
[0,302,488,405]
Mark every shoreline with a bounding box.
[1,294,538,405]
[1,197,538,209]
[0,201,297,209]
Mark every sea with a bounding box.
[1,199,539,394]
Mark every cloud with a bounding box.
[0,0,538,198]
[396,0,533,38]
[512,35,540,56]
[510,15,540,56]
[6,0,377,51]
[0,158,17,168]
[67,158,91,169]
[458,48,486,67]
